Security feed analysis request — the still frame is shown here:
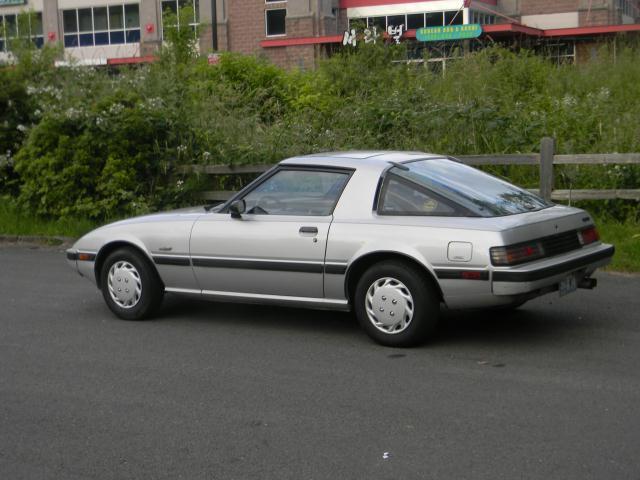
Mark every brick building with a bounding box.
[1,0,639,67]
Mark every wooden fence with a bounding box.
[179,137,640,203]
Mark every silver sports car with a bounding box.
[66,151,614,346]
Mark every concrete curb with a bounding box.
[0,235,76,248]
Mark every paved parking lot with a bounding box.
[1,244,639,479]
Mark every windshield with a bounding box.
[392,159,551,217]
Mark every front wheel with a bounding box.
[354,261,440,347]
[100,248,164,320]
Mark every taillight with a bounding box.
[490,241,545,266]
[578,226,599,246]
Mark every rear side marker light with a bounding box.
[461,271,483,280]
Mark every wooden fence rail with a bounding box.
[179,137,640,202]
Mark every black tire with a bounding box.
[100,248,164,320]
[354,260,440,347]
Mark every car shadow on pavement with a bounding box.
[157,294,361,337]
[434,305,575,347]
[155,294,576,348]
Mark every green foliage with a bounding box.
[594,217,640,272]
[3,38,640,225]
[0,195,97,238]
[0,69,32,195]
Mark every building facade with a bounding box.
[0,0,212,65]
[1,0,639,67]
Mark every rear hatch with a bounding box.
[493,205,594,246]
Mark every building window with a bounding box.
[616,0,635,18]
[350,10,468,32]
[406,13,424,30]
[62,4,140,48]
[161,0,200,38]
[266,9,286,36]
[469,11,496,25]
[425,12,443,27]
[443,10,463,26]
[0,12,44,52]
[543,41,576,65]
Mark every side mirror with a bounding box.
[229,199,246,219]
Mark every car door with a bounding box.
[190,167,352,299]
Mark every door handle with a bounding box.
[299,226,318,235]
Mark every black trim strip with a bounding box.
[153,256,191,267]
[325,264,347,275]
[492,245,615,282]
[66,251,77,260]
[192,258,324,274]
[435,269,489,281]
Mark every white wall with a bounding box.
[347,0,465,18]
[0,0,44,14]
[520,12,579,29]
[64,42,139,63]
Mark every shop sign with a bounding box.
[0,0,26,6]
[416,24,482,42]
[343,24,405,47]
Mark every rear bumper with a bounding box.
[492,243,614,295]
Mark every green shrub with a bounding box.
[14,90,190,219]
[4,39,640,222]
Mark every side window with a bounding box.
[242,169,349,216]
[379,176,456,215]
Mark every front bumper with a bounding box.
[492,243,614,295]
[65,248,97,281]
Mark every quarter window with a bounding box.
[241,169,350,216]
[379,176,456,216]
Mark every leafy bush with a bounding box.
[4,37,640,222]
[14,87,190,219]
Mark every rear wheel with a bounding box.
[354,260,440,347]
[100,248,164,320]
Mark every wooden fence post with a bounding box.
[540,137,555,202]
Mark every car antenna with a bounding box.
[389,161,409,171]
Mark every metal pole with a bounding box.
[210,0,218,50]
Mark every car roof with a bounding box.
[279,151,446,171]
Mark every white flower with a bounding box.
[561,94,577,107]
[65,107,82,120]
[109,103,124,115]
[16,124,27,133]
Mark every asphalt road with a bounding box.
[1,244,639,480]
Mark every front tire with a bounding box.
[354,260,440,347]
[100,248,164,320]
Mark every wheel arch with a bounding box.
[94,240,161,289]
[344,251,444,306]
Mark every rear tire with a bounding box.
[354,260,440,347]
[100,248,164,320]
